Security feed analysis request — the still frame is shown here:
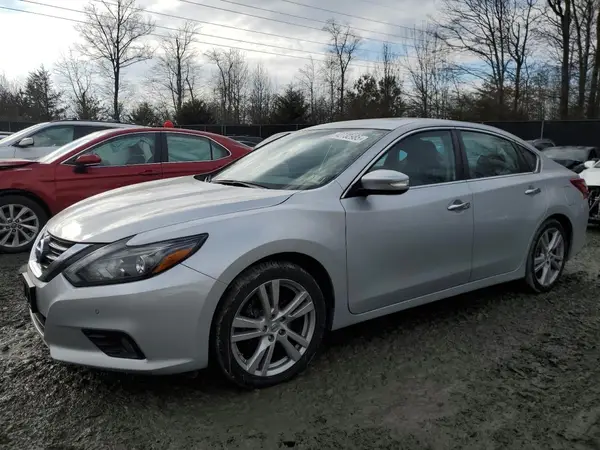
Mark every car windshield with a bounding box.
[37,130,115,163]
[0,122,48,146]
[211,128,389,190]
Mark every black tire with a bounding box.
[524,218,568,293]
[213,261,327,389]
[0,195,48,254]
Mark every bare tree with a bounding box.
[297,57,318,123]
[206,49,248,123]
[76,0,154,120]
[436,0,513,113]
[587,5,600,117]
[151,21,200,114]
[378,43,406,116]
[323,19,362,118]
[247,63,273,123]
[319,55,339,121]
[570,0,597,117]
[506,0,538,115]
[404,26,452,118]
[546,0,572,119]
[55,50,103,120]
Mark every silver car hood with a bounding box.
[47,176,293,243]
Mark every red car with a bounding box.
[0,127,251,253]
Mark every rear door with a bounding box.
[161,132,233,179]
[53,131,162,211]
[458,129,547,281]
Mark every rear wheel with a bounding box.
[0,195,47,253]
[213,261,327,389]
[524,219,568,293]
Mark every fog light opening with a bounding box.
[82,329,146,360]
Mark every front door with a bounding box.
[54,132,162,212]
[342,129,474,315]
[161,132,234,179]
[458,129,548,280]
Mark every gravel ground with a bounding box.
[1,231,600,450]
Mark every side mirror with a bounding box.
[584,160,596,169]
[357,169,410,195]
[73,154,101,173]
[17,137,34,148]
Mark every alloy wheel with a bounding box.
[533,227,565,287]
[0,204,40,249]
[230,279,317,377]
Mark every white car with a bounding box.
[0,120,135,160]
[579,160,600,222]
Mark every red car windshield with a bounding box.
[37,130,116,164]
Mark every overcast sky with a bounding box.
[1,0,441,96]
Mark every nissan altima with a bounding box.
[22,118,589,388]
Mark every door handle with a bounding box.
[525,186,541,196]
[447,200,471,211]
[139,170,160,176]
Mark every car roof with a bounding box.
[308,118,525,136]
[49,120,137,128]
[99,126,245,141]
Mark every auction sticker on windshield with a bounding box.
[330,132,370,143]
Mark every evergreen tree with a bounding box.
[270,85,308,124]
[175,99,215,126]
[22,66,65,120]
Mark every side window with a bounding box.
[30,126,74,147]
[461,131,526,179]
[74,133,156,166]
[514,144,538,172]
[73,125,111,139]
[369,130,457,187]
[166,134,212,162]
[211,141,230,159]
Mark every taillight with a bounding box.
[570,177,589,199]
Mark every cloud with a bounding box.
[1,0,453,99]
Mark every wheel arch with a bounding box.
[0,189,52,219]
[544,213,573,257]
[210,251,336,335]
[253,252,336,329]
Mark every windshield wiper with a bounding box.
[211,179,268,189]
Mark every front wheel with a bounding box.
[213,261,327,389]
[524,219,568,293]
[0,195,47,253]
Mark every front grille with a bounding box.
[37,234,75,271]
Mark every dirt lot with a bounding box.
[1,231,600,450]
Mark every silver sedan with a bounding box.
[22,119,589,388]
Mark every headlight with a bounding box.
[64,234,208,287]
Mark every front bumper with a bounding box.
[26,261,227,374]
